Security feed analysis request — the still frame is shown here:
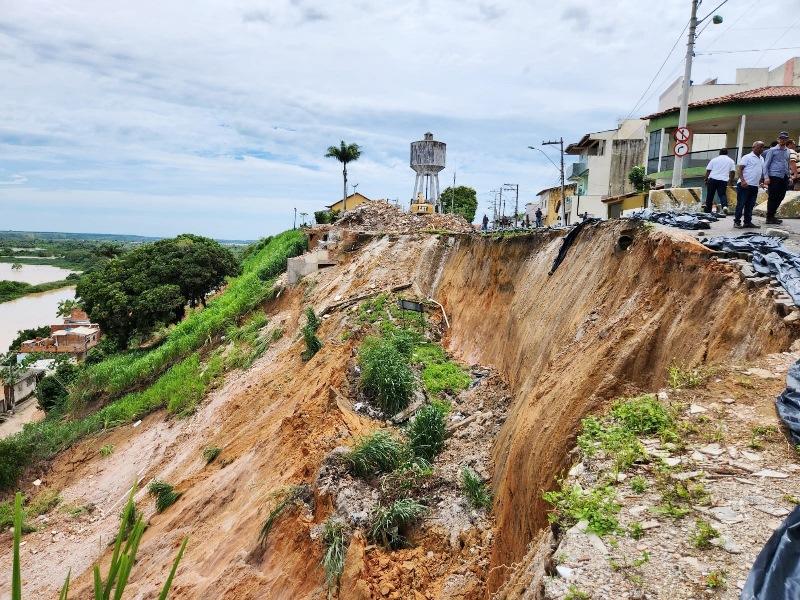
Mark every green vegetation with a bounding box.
[543,482,621,536]
[0,488,61,532]
[628,165,653,193]
[564,585,590,600]
[368,498,426,549]
[314,209,340,225]
[300,307,322,361]
[78,234,240,347]
[321,519,347,590]
[628,522,644,540]
[749,424,779,450]
[36,361,79,413]
[258,485,309,548]
[412,343,471,397]
[345,430,406,477]
[0,279,74,304]
[203,445,222,464]
[223,312,270,370]
[149,480,181,513]
[706,569,727,589]
[9,487,187,600]
[667,363,707,389]
[629,475,648,494]
[325,141,362,209]
[379,458,432,503]
[440,185,479,222]
[0,233,128,272]
[358,336,415,415]
[577,395,677,473]
[4,327,51,355]
[691,518,720,549]
[460,466,492,510]
[99,444,114,457]
[653,477,710,520]
[406,402,448,461]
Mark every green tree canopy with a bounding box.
[440,186,478,223]
[76,234,240,347]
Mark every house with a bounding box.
[643,57,800,189]
[565,119,648,221]
[535,183,577,227]
[19,308,102,359]
[326,192,372,213]
[1,369,41,413]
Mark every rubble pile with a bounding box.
[336,201,474,234]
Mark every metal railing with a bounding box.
[647,147,740,174]
[567,161,588,180]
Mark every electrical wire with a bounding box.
[698,46,800,55]
[754,14,800,65]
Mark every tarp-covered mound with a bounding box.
[629,208,721,230]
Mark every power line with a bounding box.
[698,46,800,55]
[624,19,690,119]
[755,15,800,65]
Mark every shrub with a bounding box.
[628,522,644,539]
[203,445,222,464]
[461,466,492,510]
[691,518,720,549]
[542,483,621,536]
[36,362,80,413]
[345,430,406,477]
[407,403,448,461]
[610,394,676,437]
[321,519,347,589]
[300,307,323,361]
[629,475,648,494]
[368,498,426,549]
[359,337,415,415]
[706,569,727,589]
[99,444,114,457]
[149,480,181,513]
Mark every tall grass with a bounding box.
[0,231,307,491]
[406,403,448,461]
[358,336,415,415]
[71,230,307,406]
[345,430,406,477]
[321,519,347,590]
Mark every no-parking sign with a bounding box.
[674,127,691,142]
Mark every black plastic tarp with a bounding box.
[549,218,599,275]
[741,505,800,599]
[776,360,800,445]
[629,209,721,230]
[703,233,800,306]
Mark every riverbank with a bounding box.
[0,279,74,304]
[0,287,76,354]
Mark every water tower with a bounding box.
[410,132,446,211]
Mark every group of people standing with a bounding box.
[704,131,799,228]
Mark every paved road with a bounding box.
[694,213,800,253]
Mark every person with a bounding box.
[788,139,799,191]
[481,214,489,232]
[704,148,735,215]
[535,207,543,228]
[763,131,792,224]
[734,140,766,229]
[524,213,530,228]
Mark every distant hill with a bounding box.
[0,230,254,245]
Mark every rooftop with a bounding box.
[644,86,800,120]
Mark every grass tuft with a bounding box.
[667,363,708,389]
[706,569,727,589]
[148,480,181,513]
[412,344,470,397]
[300,307,322,361]
[203,445,222,464]
[368,498,426,549]
[691,518,720,549]
[358,337,415,415]
[345,430,406,477]
[99,444,114,457]
[258,485,309,549]
[460,466,492,510]
[321,519,348,590]
[407,402,448,461]
[543,482,621,537]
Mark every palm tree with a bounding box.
[325,141,361,212]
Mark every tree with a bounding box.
[57,298,79,318]
[439,186,478,223]
[325,141,362,212]
[36,361,79,413]
[77,235,240,347]
[628,165,653,193]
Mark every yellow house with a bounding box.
[603,191,648,219]
[535,184,576,226]
[326,192,372,213]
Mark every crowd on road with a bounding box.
[704,131,799,229]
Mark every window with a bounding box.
[648,130,662,160]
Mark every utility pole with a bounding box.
[293,207,297,230]
[489,189,500,229]
[503,184,520,227]
[672,0,699,189]
[498,187,504,229]
[450,170,456,214]
[542,138,565,225]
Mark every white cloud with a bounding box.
[0,0,796,236]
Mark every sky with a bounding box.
[1,0,798,239]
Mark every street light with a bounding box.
[528,142,566,225]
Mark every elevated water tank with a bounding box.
[409,132,446,209]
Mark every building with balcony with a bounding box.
[19,309,101,359]
[565,119,648,220]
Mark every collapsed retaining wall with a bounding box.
[425,221,793,591]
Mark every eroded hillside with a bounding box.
[1,215,796,599]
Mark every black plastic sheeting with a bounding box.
[629,209,721,230]
[549,218,600,275]
[776,360,800,445]
[703,233,800,306]
[741,505,800,599]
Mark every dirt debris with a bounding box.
[336,201,474,234]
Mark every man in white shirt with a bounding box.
[704,148,736,215]
[734,141,766,229]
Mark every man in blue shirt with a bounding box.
[763,131,792,224]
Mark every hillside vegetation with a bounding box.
[0,229,307,490]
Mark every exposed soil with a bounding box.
[0,220,796,599]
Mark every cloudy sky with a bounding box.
[1,0,798,239]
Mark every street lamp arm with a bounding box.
[697,0,729,23]
[528,146,561,172]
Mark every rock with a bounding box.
[709,506,744,524]
[754,504,790,518]
[32,479,41,487]
[640,520,661,530]
[688,403,707,414]
[727,446,740,459]
[699,443,725,457]
[629,505,648,516]
[721,397,736,404]
[785,311,800,324]
[673,470,702,481]
[744,367,777,379]
[679,556,705,572]
[586,532,608,555]
[555,565,574,579]
[657,391,669,401]
[132,420,142,428]
[765,227,789,239]
[753,469,789,479]
[568,462,585,478]
[690,451,707,462]
[711,537,743,554]
[741,265,757,278]
[791,339,800,353]
[663,457,682,467]
[741,450,762,462]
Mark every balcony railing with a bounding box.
[567,161,588,180]
[647,147,740,174]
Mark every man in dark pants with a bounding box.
[704,148,735,214]
[763,131,792,224]
[734,141,765,229]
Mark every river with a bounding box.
[0,262,74,284]
[0,287,76,354]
